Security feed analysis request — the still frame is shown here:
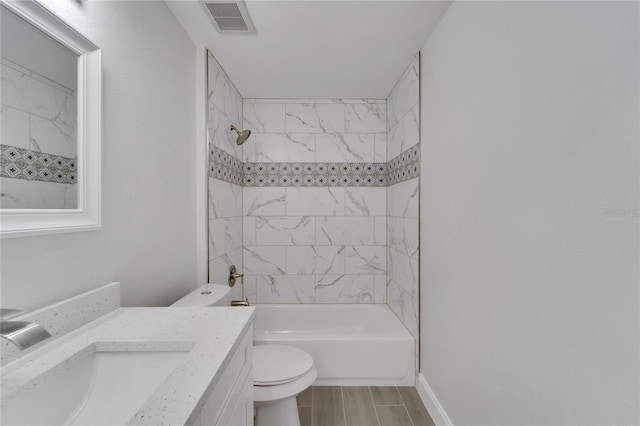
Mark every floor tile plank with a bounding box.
[369,386,404,406]
[312,386,346,426]
[375,405,413,426]
[298,387,313,407]
[299,406,312,426]
[398,387,435,426]
[343,387,380,426]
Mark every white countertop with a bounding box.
[1,307,255,425]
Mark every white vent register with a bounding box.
[202,1,255,33]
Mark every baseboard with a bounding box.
[416,373,454,426]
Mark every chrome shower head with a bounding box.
[230,124,251,145]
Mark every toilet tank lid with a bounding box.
[170,284,230,307]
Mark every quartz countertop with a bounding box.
[1,307,255,425]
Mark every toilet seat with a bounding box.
[253,345,314,386]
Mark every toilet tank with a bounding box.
[171,284,231,307]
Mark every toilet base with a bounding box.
[255,396,300,426]
[253,350,317,426]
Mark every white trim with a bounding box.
[416,373,454,426]
[0,0,102,238]
[313,376,415,387]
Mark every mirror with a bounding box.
[0,0,101,237]
[1,5,78,209]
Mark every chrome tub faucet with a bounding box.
[228,265,250,307]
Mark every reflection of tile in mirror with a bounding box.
[29,116,76,158]
[0,178,77,210]
[0,105,30,149]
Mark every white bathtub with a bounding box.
[253,304,415,386]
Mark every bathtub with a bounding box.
[253,304,415,386]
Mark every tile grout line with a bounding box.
[369,386,383,426]
[309,386,313,426]
[402,401,416,426]
[340,386,347,426]
[373,404,406,407]
[396,386,416,426]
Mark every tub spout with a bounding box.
[231,299,250,307]
[1,309,51,350]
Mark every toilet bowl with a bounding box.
[171,286,317,426]
[253,344,317,426]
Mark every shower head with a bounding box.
[230,124,251,145]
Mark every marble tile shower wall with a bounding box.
[241,99,387,304]
[0,58,77,209]
[386,55,420,349]
[207,52,244,300]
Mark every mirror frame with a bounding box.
[0,0,102,238]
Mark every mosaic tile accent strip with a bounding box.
[388,144,420,186]
[208,144,420,187]
[209,144,243,185]
[0,144,77,184]
[243,162,387,187]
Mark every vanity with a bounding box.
[1,306,255,425]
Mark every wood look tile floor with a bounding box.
[297,386,435,426]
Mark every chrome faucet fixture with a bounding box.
[1,309,52,350]
[228,265,249,306]
[228,264,244,287]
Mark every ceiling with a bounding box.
[167,0,452,99]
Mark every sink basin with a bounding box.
[2,347,188,425]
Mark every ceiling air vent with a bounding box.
[202,1,255,33]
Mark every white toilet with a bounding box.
[171,284,317,426]
[253,344,317,426]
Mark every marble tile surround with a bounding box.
[210,96,417,188]
[208,54,242,160]
[208,51,421,311]
[240,98,389,304]
[243,99,386,162]
[387,178,419,337]
[386,55,420,368]
[207,52,244,301]
[241,99,389,189]
[242,185,388,304]
[1,282,120,365]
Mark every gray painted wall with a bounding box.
[419,2,639,424]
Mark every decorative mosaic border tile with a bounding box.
[243,98,386,104]
[208,145,243,185]
[0,144,77,184]
[388,144,420,186]
[243,162,387,187]
[208,144,419,187]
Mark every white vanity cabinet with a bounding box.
[193,326,253,426]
